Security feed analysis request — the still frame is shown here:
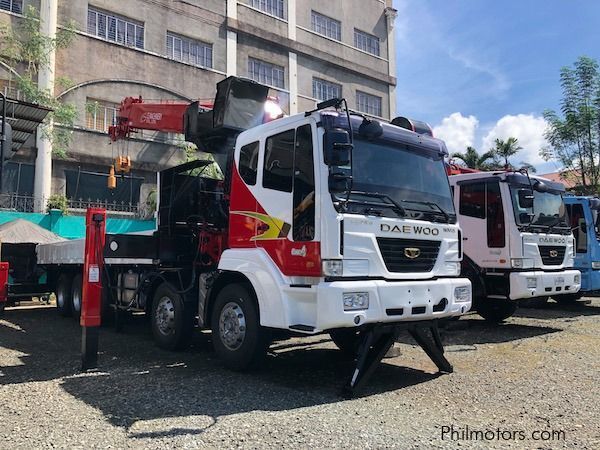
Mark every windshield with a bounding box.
[335,138,455,222]
[510,186,568,231]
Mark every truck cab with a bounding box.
[564,195,600,298]
[449,171,581,321]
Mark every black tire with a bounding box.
[56,274,73,317]
[555,293,583,304]
[150,283,194,351]
[329,328,362,357]
[477,298,518,323]
[71,274,83,320]
[211,283,270,371]
[0,302,5,317]
[519,296,549,308]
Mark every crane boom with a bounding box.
[108,96,213,141]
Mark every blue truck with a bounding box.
[563,195,600,299]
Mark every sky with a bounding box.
[392,0,600,173]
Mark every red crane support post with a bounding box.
[81,208,106,370]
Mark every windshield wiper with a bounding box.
[545,217,567,235]
[399,199,451,222]
[347,191,407,217]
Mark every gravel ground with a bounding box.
[1,299,599,449]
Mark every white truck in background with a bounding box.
[449,170,580,322]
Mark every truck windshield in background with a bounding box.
[335,138,455,223]
[510,186,569,232]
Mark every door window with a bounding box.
[293,125,315,241]
[263,130,295,192]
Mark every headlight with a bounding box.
[574,274,581,284]
[592,262,600,270]
[343,292,369,311]
[454,285,471,303]
[445,262,460,276]
[511,258,533,269]
[526,277,537,288]
[322,259,343,277]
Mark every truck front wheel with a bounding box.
[56,274,73,317]
[150,283,194,351]
[329,329,362,357]
[477,298,518,323]
[211,284,270,371]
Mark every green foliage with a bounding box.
[175,136,224,180]
[451,146,498,170]
[492,137,522,168]
[0,5,78,158]
[543,56,600,193]
[46,194,68,214]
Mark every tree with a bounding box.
[451,146,497,170]
[542,56,600,193]
[0,6,77,158]
[492,137,522,168]
[518,161,537,173]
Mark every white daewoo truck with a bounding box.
[448,170,580,322]
[36,77,471,394]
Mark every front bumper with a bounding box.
[509,270,581,300]
[310,277,471,332]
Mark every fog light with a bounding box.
[322,259,343,277]
[343,292,369,311]
[454,285,471,303]
[592,262,600,270]
[574,274,581,284]
[445,262,460,276]
[526,277,537,289]
[511,258,533,269]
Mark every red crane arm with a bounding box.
[108,96,213,141]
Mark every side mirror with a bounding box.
[328,170,352,193]
[519,212,533,224]
[323,128,352,166]
[518,189,534,209]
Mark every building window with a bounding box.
[354,29,380,56]
[87,7,144,49]
[311,11,341,41]
[0,0,21,13]
[248,58,285,89]
[166,32,213,68]
[312,78,342,102]
[250,0,284,19]
[356,91,382,117]
[1,162,34,195]
[85,99,118,132]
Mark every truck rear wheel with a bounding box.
[71,274,83,319]
[56,274,73,317]
[150,283,194,351]
[477,298,517,323]
[329,328,362,357]
[211,284,270,371]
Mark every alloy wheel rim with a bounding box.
[219,301,246,351]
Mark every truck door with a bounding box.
[566,203,588,255]
[257,124,320,276]
[459,181,508,268]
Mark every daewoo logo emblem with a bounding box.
[549,250,559,258]
[404,247,421,259]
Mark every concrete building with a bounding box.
[0,0,397,214]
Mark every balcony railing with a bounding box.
[0,193,151,218]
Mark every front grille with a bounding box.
[538,245,566,265]
[376,237,441,273]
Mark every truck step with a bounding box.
[289,324,315,332]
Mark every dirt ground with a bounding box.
[1,299,599,449]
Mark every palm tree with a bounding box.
[493,137,523,169]
[519,161,537,173]
[451,146,497,170]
